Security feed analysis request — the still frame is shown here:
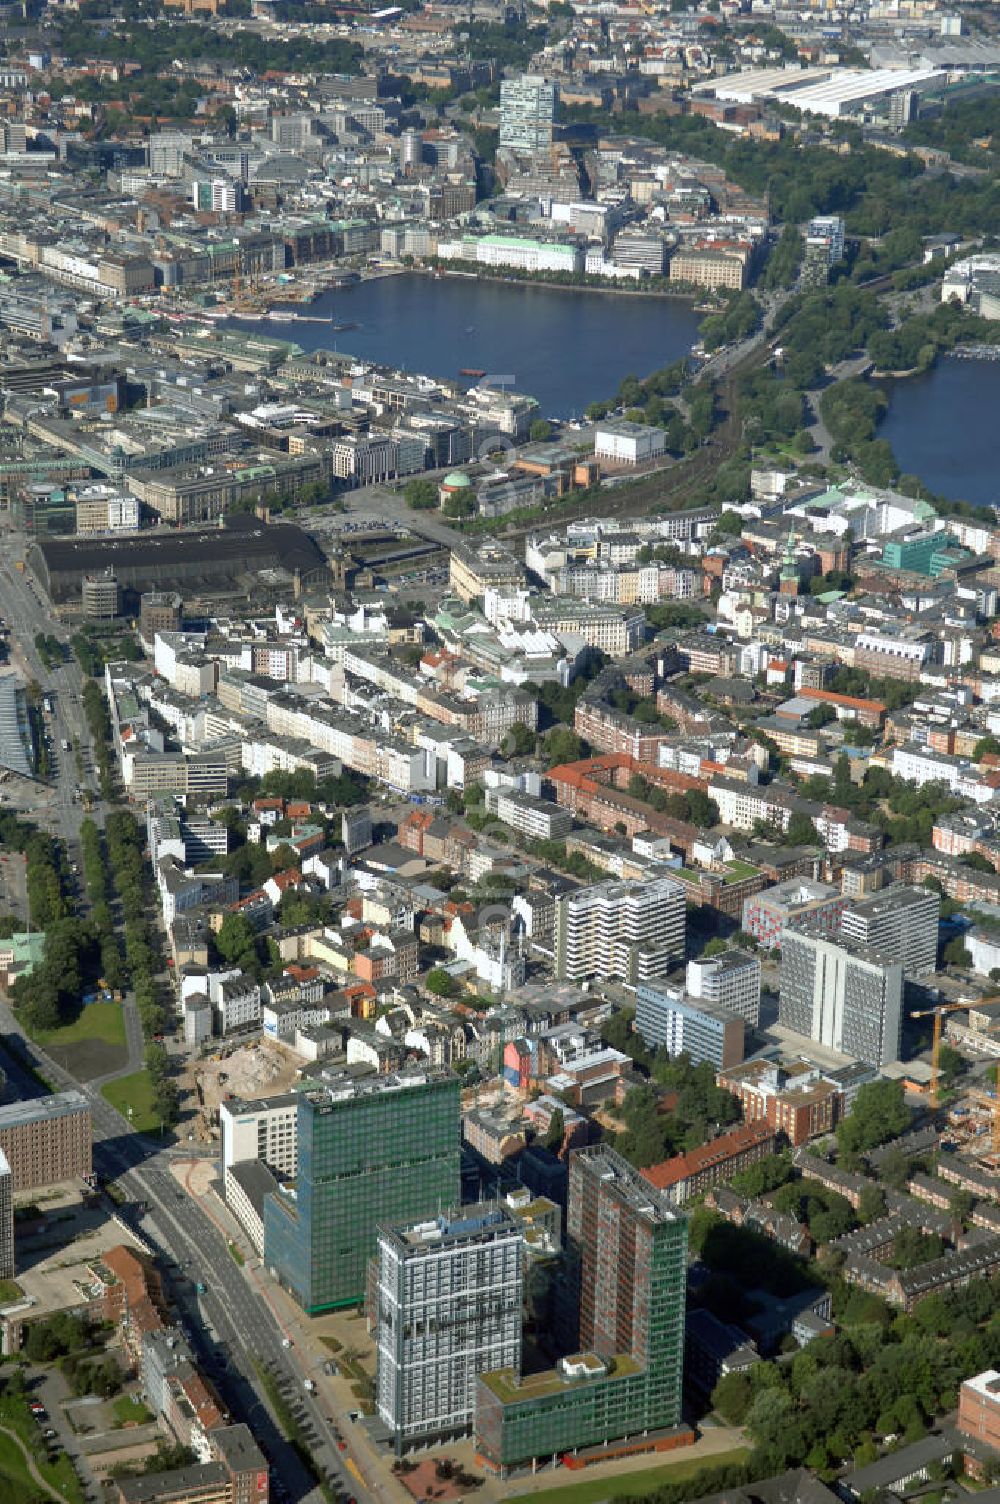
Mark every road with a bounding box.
[0,1000,372,1504]
[0,545,98,858]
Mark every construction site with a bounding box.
[180,1040,302,1146]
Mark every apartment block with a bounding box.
[685,950,761,1027]
[742,878,846,950]
[554,877,685,985]
[635,983,745,1071]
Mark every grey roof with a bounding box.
[842,1432,956,1495]
[118,1462,230,1504]
[0,1090,89,1128]
[227,1159,280,1219]
[0,674,33,779]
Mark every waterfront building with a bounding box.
[499,75,556,157]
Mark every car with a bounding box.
[44,1429,56,1439]
[337,1440,347,1451]
[281,1337,292,1348]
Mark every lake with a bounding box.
[879,353,1000,509]
[223,272,702,419]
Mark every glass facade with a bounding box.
[475,1147,688,1470]
[264,1070,461,1314]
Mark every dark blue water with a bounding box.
[224,272,701,418]
[879,355,1000,508]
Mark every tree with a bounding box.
[942,936,972,969]
[937,1043,965,1084]
[214,912,258,970]
[403,479,438,510]
[836,1079,910,1160]
[503,722,536,758]
[711,1369,754,1424]
[543,1108,564,1151]
[543,728,584,766]
[528,419,552,442]
[858,1185,887,1225]
[425,968,457,998]
[973,736,1000,762]
[786,811,819,846]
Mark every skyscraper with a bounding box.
[376,1204,523,1454]
[554,876,685,984]
[475,1146,687,1473]
[499,75,557,157]
[779,927,903,1067]
[264,1068,461,1314]
[840,884,940,979]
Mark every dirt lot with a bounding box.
[181,1040,302,1143]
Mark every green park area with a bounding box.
[31,1002,127,1080]
[101,1072,164,1135]
[512,1446,751,1504]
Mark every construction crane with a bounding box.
[909,999,998,1109]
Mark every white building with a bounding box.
[594,420,666,466]
[0,1149,12,1281]
[376,1204,523,1455]
[686,949,761,1027]
[779,929,903,1068]
[554,876,685,985]
[220,1091,300,1178]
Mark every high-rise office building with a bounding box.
[635,983,744,1071]
[475,1146,687,1473]
[0,1091,91,1190]
[779,927,903,1067]
[376,1204,523,1454]
[554,876,685,984]
[499,75,557,157]
[686,949,761,1026]
[264,1068,461,1314]
[0,1149,13,1281]
[840,884,940,979]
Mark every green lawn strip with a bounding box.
[228,1243,245,1267]
[511,1445,751,1504]
[0,1283,23,1305]
[32,1003,125,1051]
[0,1394,84,1503]
[101,1073,162,1134]
[0,1428,46,1496]
[111,1396,152,1426]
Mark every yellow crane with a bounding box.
[909,998,998,1109]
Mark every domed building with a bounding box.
[438,470,473,508]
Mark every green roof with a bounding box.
[479,1354,640,1406]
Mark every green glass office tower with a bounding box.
[264,1068,461,1314]
[476,1146,688,1472]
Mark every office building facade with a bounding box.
[0,1149,12,1281]
[840,884,940,979]
[475,1146,687,1473]
[686,950,761,1027]
[376,1205,523,1454]
[554,877,685,984]
[779,928,903,1067]
[264,1069,461,1314]
[635,983,745,1071]
[0,1091,91,1190]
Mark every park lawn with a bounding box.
[0,1429,37,1496]
[112,1395,152,1426]
[511,1446,751,1504]
[0,1393,85,1504]
[101,1072,162,1135]
[32,1003,125,1051]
